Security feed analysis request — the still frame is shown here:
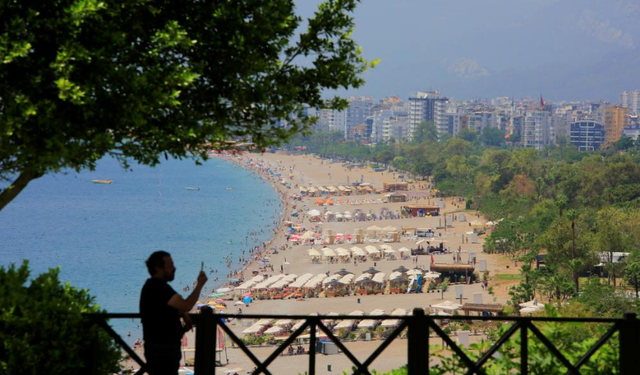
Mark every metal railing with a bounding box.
[89,309,640,375]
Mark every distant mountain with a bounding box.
[306,0,640,101]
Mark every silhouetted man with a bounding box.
[140,251,207,375]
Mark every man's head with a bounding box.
[146,251,176,281]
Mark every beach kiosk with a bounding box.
[387,193,408,203]
[430,263,476,283]
[383,181,409,192]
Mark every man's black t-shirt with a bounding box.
[140,278,184,344]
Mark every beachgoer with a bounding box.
[140,251,207,375]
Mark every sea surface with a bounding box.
[0,156,282,339]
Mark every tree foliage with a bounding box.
[0,0,373,210]
[0,261,121,374]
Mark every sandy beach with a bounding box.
[131,151,520,374]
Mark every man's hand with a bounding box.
[183,313,193,331]
[197,270,208,287]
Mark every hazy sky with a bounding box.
[297,0,640,102]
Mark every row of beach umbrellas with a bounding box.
[309,245,411,258]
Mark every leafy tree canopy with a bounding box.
[479,127,505,147]
[0,0,373,210]
[413,121,438,144]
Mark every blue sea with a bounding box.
[0,156,282,339]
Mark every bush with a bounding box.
[0,261,121,374]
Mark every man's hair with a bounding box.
[146,251,171,276]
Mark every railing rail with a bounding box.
[88,309,640,375]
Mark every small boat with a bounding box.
[92,180,113,184]
[185,187,200,191]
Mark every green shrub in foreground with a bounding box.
[0,260,121,375]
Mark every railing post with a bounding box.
[520,320,528,375]
[195,307,217,374]
[408,308,429,375]
[309,317,316,375]
[620,312,639,375]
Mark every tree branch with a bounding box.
[0,171,43,211]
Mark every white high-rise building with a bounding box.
[408,91,448,140]
[621,90,640,114]
[381,116,410,142]
[523,110,553,149]
[370,108,392,143]
[317,108,347,133]
[434,100,450,137]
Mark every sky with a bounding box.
[296,0,640,102]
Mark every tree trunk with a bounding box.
[571,221,578,294]
[0,171,42,211]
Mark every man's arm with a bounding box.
[168,271,208,314]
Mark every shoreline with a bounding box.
[209,153,293,287]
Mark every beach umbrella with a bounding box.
[215,298,226,303]
[335,247,350,256]
[215,305,226,310]
[324,280,342,289]
[301,231,315,239]
[382,226,397,232]
[392,265,410,273]
[398,247,411,254]
[243,292,253,297]
[364,246,378,255]
[406,269,422,276]
[366,225,382,231]
[216,287,232,293]
[208,292,225,298]
[275,319,293,326]
[335,268,353,276]
[308,249,321,257]
[308,209,321,217]
[322,248,337,257]
[264,326,284,335]
[363,267,381,274]
[431,300,462,311]
[242,296,252,304]
[350,246,366,256]
[355,276,377,284]
[234,301,246,306]
[423,271,441,279]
